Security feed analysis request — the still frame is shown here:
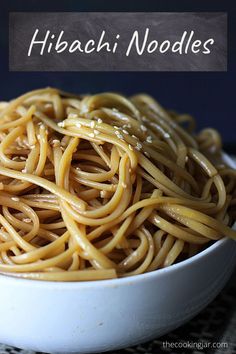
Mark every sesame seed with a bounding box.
[19,156,26,161]
[164,133,170,139]
[30,145,35,149]
[144,151,150,158]
[140,125,147,132]
[76,123,81,128]
[128,144,133,151]
[23,218,31,223]
[122,130,129,135]
[89,133,95,138]
[100,190,106,198]
[115,132,123,139]
[52,139,60,147]
[122,182,127,188]
[124,123,131,129]
[146,136,153,143]
[112,108,118,112]
[97,118,103,124]
[114,125,119,129]
[21,168,27,173]
[90,121,95,128]
[58,121,65,127]
[132,135,137,139]
[135,143,142,151]
[94,130,100,135]
[11,197,20,201]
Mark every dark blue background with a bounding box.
[0,0,235,144]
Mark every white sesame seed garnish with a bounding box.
[123,123,131,129]
[21,168,27,173]
[122,130,129,135]
[94,130,100,135]
[128,144,133,151]
[135,142,142,151]
[100,190,106,198]
[23,218,31,223]
[164,133,170,138]
[90,121,96,128]
[76,123,81,128]
[58,121,65,127]
[39,124,45,130]
[146,136,153,143]
[112,108,118,112]
[144,151,150,158]
[114,125,119,129]
[11,197,20,201]
[132,135,137,139]
[115,132,123,140]
[122,182,127,188]
[140,124,147,132]
[76,166,81,171]
[19,156,26,161]
[89,133,95,138]
[97,118,103,124]
[52,139,60,147]
[185,156,189,162]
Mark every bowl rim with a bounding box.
[0,236,234,289]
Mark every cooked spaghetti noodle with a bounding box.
[0,88,235,281]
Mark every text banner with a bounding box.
[9,12,227,71]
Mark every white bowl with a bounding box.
[0,154,235,353]
[0,236,236,353]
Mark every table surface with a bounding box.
[1,152,235,354]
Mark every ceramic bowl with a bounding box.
[0,235,236,353]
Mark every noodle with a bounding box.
[0,87,235,281]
